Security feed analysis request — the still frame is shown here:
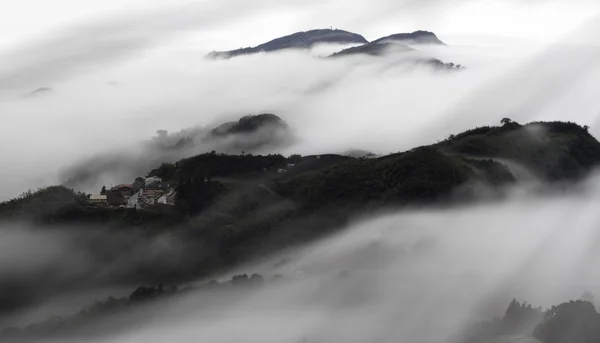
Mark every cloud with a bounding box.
[0,0,319,90]
[0,221,187,325]
[1,30,600,199]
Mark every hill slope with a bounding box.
[1,120,598,321]
[437,121,600,180]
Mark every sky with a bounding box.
[0,0,598,49]
[0,0,599,198]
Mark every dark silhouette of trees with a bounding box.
[504,299,543,333]
[0,186,88,221]
[501,118,512,125]
[276,147,514,209]
[441,121,600,181]
[133,177,145,193]
[534,300,600,343]
[100,186,107,195]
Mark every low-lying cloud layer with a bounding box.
[7,173,600,343]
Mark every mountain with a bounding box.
[1,120,597,331]
[437,120,600,180]
[207,29,368,58]
[330,42,415,57]
[60,113,296,192]
[330,42,462,69]
[371,30,446,45]
[211,113,288,136]
[206,113,295,154]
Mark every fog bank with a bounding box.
[10,174,599,343]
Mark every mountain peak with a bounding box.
[330,42,415,58]
[208,29,368,59]
[372,30,445,45]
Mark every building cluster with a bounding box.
[87,176,177,209]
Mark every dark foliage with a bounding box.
[1,273,268,340]
[439,121,600,180]
[173,151,286,181]
[175,179,226,215]
[275,148,513,209]
[211,114,288,136]
[0,186,87,222]
[504,299,544,333]
[147,163,176,181]
[534,300,600,343]
[459,297,600,343]
[172,152,286,215]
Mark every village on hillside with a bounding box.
[87,176,177,210]
[83,153,368,211]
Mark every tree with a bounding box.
[133,177,145,193]
[504,299,543,333]
[584,125,590,132]
[534,300,600,343]
[501,118,512,125]
[100,186,107,195]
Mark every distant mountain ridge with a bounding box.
[207,29,445,59]
[371,30,445,45]
[208,29,368,59]
[330,41,462,70]
[330,42,415,58]
[211,114,288,137]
